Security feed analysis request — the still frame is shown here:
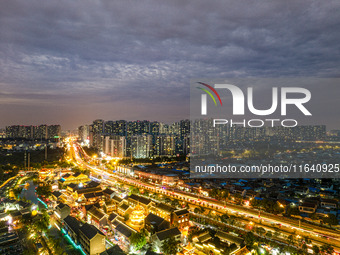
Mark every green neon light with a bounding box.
[37,197,48,208]
[61,228,86,255]
[197,87,217,105]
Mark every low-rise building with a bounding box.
[103,188,115,200]
[112,219,137,248]
[149,203,174,222]
[55,202,71,220]
[59,173,91,186]
[127,194,153,213]
[172,209,189,228]
[215,231,244,247]
[100,245,125,255]
[144,213,170,234]
[63,215,81,243]
[87,206,108,229]
[74,186,103,200]
[79,223,106,255]
[103,200,116,214]
[83,192,104,204]
[117,202,131,216]
[152,227,181,252]
[134,170,179,185]
[116,166,134,176]
[52,191,64,202]
[108,212,123,225]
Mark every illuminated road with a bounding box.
[67,139,340,252]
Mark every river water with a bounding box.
[19,180,39,205]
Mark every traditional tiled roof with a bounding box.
[197,232,212,243]
[115,221,136,238]
[105,200,115,207]
[119,203,129,211]
[79,223,104,240]
[63,173,71,178]
[155,227,181,241]
[108,212,119,222]
[87,181,101,188]
[67,183,78,190]
[174,209,189,216]
[64,215,81,235]
[111,219,120,227]
[88,206,107,221]
[52,191,62,198]
[56,202,70,210]
[84,192,103,199]
[77,187,102,195]
[233,246,250,255]
[128,194,152,206]
[103,188,115,196]
[145,213,166,226]
[10,210,21,218]
[155,203,174,213]
[112,195,123,204]
[100,245,126,255]
[215,231,244,246]
[84,203,101,212]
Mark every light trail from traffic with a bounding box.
[67,139,340,253]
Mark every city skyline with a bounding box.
[2,119,339,132]
[1,2,340,254]
[1,1,340,130]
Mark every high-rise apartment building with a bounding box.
[78,125,90,142]
[103,135,126,157]
[5,124,60,140]
[47,125,61,139]
[154,135,175,157]
[130,135,153,158]
[89,119,104,150]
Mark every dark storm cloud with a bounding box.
[1,0,340,129]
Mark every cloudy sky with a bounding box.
[1,0,340,130]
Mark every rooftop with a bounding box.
[174,209,189,216]
[145,213,166,226]
[128,194,152,206]
[155,203,174,213]
[56,202,70,210]
[115,221,136,238]
[79,223,105,240]
[52,191,62,198]
[76,186,102,195]
[155,227,181,241]
[64,215,81,234]
[108,212,119,222]
[215,231,244,246]
[100,245,126,255]
[103,188,115,195]
[88,206,106,220]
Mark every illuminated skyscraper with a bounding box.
[130,135,153,158]
[154,135,175,156]
[103,135,126,157]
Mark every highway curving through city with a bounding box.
[68,140,340,252]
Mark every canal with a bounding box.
[19,180,47,209]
